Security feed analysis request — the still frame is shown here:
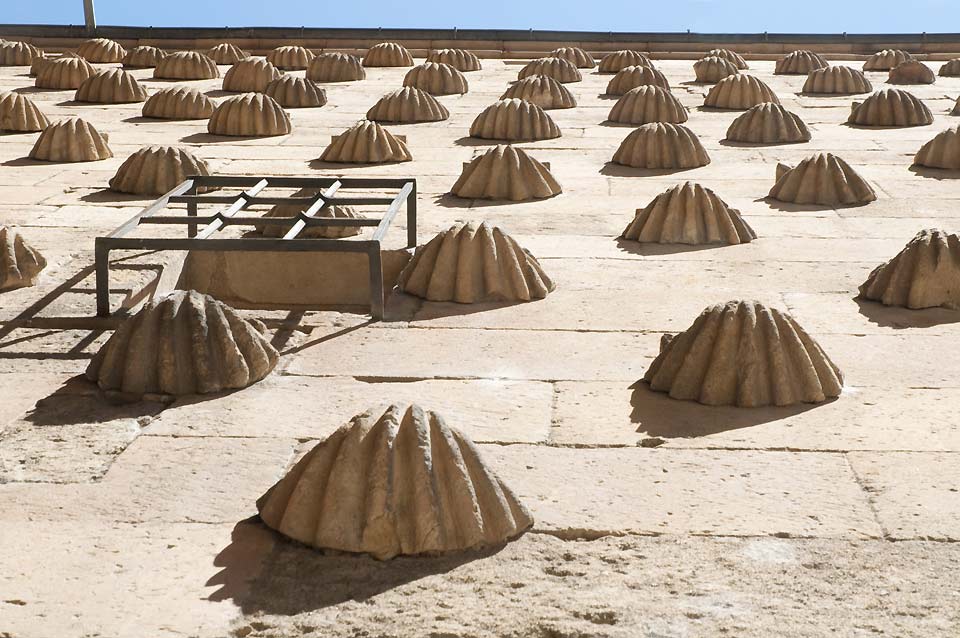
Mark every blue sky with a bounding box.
[0,0,954,33]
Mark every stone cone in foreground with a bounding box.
[29,117,112,162]
[802,66,872,94]
[644,300,843,407]
[153,51,219,80]
[469,98,560,142]
[257,403,534,560]
[913,126,960,170]
[222,57,283,92]
[769,153,876,206]
[403,62,468,95]
[621,182,756,245]
[109,146,211,196]
[725,103,810,144]
[0,226,46,291]
[612,123,710,170]
[141,86,215,120]
[398,221,554,303]
[704,74,780,109]
[74,68,148,104]
[86,290,278,400]
[35,56,95,89]
[501,75,576,110]
[366,87,449,123]
[451,144,561,201]
[605,65,671,95]
[320,120,411,163]
[938,58,960,77]
[848,89,933,127]
[77,37,125,63]
[266,45,315,71]
[607,85,688,125]
[693,56,739,83]
[888,60,935,85]
[264,75,327,109]
[859,229,960,310]
[0,91,49,132]
[207,93,291,137]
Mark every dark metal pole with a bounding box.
[83,0,96,34]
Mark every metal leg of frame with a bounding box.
[94,239,110,317]
[187,201,198,238]
[406,181,418,249]
[368,244,384,321]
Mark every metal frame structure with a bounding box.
[95,175,417,320]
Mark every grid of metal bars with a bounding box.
[95,175,417,320]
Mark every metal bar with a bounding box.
[175,175,414,188]
[168,195,400,206]
[187,201,198,238]
[407,178,418,249]
[82,0,96,34]
[107,180,194,239]
[94,237,110,317]
[283,181,342,240]
[98,237,378,253]
[372,181,414,243]
[140,215,380,227]
[195,179,269,240]
[367,244,384,321]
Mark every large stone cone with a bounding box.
[256,188,364,239]
[141,86,215,120]
[703,48,748,69]
[0,226,46,291]
[704,74,779,110]
[469,98,560,142]
[0,41,41,66]
[693,56,739,83]
[939,58,960,77]
[725,103,811,144]
[605,65,670,95]
[264,75,327,108]
[551,46,595,69]
[426,48,482,72]
[35,56,95,89]
[222,57,283,92]
[621,182,756,245]
[0,91,49,132]
[75,68,148,104]
[109,145,210,196]
[914,126,960,170]
[153,51,219,80]
[366,87,449,123]
[320,120,411,163]
[398,221,555,303]
[859,229,960,310]
[644,300,843,407]
[266,45,315,71]
[517,57,581,83]
[802,66,872,94]
[307,52,365,82]
[362,42,413,67]
[77,38,126,63]
[598,50,653,73]
[768,153,876,205]
[207,93,291,137]
[612,122,710,169]
[863,49,913,71]
[122,45,166,69]
[775,50,828,75]
[450,144,561,201]
[256,403,534,560]
[29,117,112,162]
[847,88,932,127]
[888,60,936,85]
[207,43,248,65]
[501,75,576,110]
[86,290,278,399]
[404,62,468,95]
[607,85,688,125]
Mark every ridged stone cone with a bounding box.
[208,93,291,137]
[518,57,581,83]
[775,50,829,75]
[859,229,960,310]
[256,403,534,560]
[153,51,220,80]
[77,38,126,63]
[35,56,95,89]
[693,56,740,83]
[621,182,756,245]
[848,89,932,127]
[599,50,652,73]
[0,91,49,132]
[704,74,780,110]
[222,57,283,92]
[0,41,40,66]
[0,226,46,291]
[29,53,53,77]
[320,120,412,163]
[398,221,555,303]
[207,43,247,65]
[426,48,482,72]
[644,300,843,407]
[612,123,710,169]
[109,146,211,196]
[802,66,872,94]
[29,117,112,162]
[954,97,960,117]
[469,98,561,142]
[74,69,148,104]
[725,103,811,144]
[307,52,365,82]
[141,86,215,120]
[451,144,562,201]
[85,290,278,399]
[366,87,449,123]
[501,75,576,110]
[122,45,165,69]
[608,85,688,125]
[888,60,936,85]
[913,126,960,170]
[768,153,876,205]
[403,62,468,95]
[863,49,913,71]
[703,48,748,70]
[605,65,670,95]
[264,75,327,108]
[363,42,413,67]
[266,45,315,71]
[257,189,364,238]
[940,59,960,77]
[551,46,595,69]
